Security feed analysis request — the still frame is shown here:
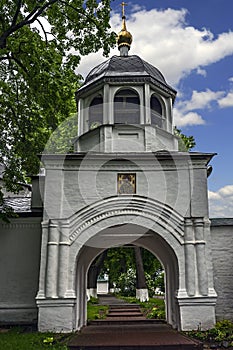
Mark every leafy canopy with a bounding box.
[0,0,116,215]
[174,127,196,151]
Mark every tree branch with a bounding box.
[0,0,58,49]
[58,0,100,28]
[36,18,48,44]
[7,53,28,74]
[11,0,22,27]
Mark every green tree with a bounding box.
[99,247,164,297]
[0,0,116,218]
[174,127,196,151]
[101,247,135,289]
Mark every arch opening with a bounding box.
[150,94,163,128]
[89,95,103,129]
[74,223,180,331]
[114,89,140,124]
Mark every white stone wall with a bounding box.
[210,219,233,321]
[42,153,210,221]
[0,217,42,324]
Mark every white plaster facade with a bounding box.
[1,49,232,333]
[35,150,217,332]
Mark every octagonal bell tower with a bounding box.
[74,11,178,154]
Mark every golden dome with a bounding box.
[117,16,133,49]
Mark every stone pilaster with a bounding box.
[194,218,208,296]
[46,222,59,298]
[184,218,196,296]
[37,221,49,299]
[58,223,70,298]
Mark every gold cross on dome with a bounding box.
[121,2,128,17]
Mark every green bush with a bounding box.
[186,319,233,344]
[89,296,98,304]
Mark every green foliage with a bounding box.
[101,247,164,297]
[117,268,136,296]
[137,297,165,320]
[101,247,136,288]
[145,271,165,297]
[0,327,71,349]
[0,0,116,217]
[88,296,98,304]
[146,307,165,320]
[186,320,233,345]
[174,127,196,151]
[87,300,108,321]
[44,113,78,153]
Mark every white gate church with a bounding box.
[1,10,233,333]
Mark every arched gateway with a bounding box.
[37,12,217,332]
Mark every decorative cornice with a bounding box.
[76,76,176,100]
[58,195,185,243]
[41,151,215,165]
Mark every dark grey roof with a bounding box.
[3,197,31,212]
[85,55,166,84]
[0,164,5,178]
[210,218,233,226]
[78,55,176,98]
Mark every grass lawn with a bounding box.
[0,327,72,350]
[0,299,108,350]
[87,300,108,321]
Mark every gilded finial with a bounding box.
[117,2,132,56]
[121,2,127,18]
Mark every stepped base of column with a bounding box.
[37,298,76,332]
[178,296,217,331]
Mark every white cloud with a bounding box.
[218,92,233,108]
[218,185,233,197]
[173,89,224,127]
[196,67,207,77]
[77,7,233,85]
[180,89,225,112]
[208,185,233,217]
[173,109,205,127]
[229,77,233,82]
[208,190,221,201]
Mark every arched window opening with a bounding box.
[114,89,140,124]
[150,95,163,128]
[89,96,103,129]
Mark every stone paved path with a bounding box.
[68,295,203,350]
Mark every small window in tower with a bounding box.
[89,96,103,129]
[150,95,163,128]
[114,89,140,124]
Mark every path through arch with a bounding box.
[74,223,180,330]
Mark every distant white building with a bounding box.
[97,275,109,295]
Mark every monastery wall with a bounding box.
[0,215,233,326]
[0,216,42,324]
[210,218,233,321]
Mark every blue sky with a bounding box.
[78,0,233,217]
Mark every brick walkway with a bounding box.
[68,295,203,350]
